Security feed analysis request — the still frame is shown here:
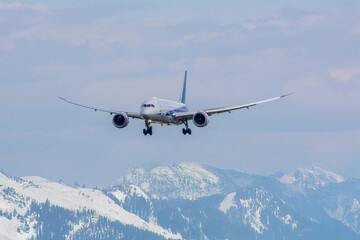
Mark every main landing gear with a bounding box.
[143,120,192,136]
[143,121,152,136]
[182,119,191,135]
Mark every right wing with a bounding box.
[58,97,143,119]
[173,93,292,120]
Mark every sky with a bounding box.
[0,0,359,187]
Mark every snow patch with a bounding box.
[240,198,267,234]
[219,192,236,213]
[281,214,292,224]
[0,216,34,240]
[129,185,149,201]
[66,220,85,239]
[141,182,150,192]
[111,190,127,203]
[279,175,296,184]
[22,176,49,183]
[351,199,360,213]
[325,196,360,234]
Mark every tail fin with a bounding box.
[179,70,187,104]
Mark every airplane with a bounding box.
[59,71,292,136]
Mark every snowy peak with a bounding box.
[279,167,345,190]
[152,163,219,185]
[115,162,220,200]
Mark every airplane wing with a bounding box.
[173,93,292,120]
[58,97,143,119]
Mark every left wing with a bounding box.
[58,97,143,119]
[173,93,292,120]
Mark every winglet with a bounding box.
[58,96,66,101]
[280,92,294,98]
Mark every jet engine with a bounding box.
[192,111,209,127]
[112,112,129,128]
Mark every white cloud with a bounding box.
[194,31,223,43]
[330,67,359,82]
[11,24,46,40]
[0,2,48,11]
[266,14,325,29]
[266,19,293,28]
[301,15,325,27]
[9,22,140,48]
[172,35,195,48]
[349,22,360,35]
[142,17,181,27]
[240,22,259,31]
[283,73,360,111]
[0,38,14,51]
[171,31,227,48]
[284,76,322,92]
[226,14,325,32]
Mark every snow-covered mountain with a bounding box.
[0,172,180,240]
[114,163,220,200]
[279,166,345,190]
[1,163,359,240]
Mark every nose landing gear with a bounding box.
[143,121,153,136]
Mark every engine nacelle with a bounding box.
[192,111,210,127]
[112,113,129,128]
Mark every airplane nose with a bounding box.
[140,107,150,119]
[141,108,149,114]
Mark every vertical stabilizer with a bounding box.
[180,71,187,104]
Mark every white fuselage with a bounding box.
[140,97,188,125]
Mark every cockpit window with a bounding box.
[142,104,155,107]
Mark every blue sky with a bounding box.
[0,0,359,187]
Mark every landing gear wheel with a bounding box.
[143,121,152,136]
[149,126,153,135]
[182,119,192,135]
[182,128,191,135]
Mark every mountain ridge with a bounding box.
[0,163,359,239]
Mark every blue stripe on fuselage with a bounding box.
[166,106,188,116]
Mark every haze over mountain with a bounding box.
[1,163,359,239]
